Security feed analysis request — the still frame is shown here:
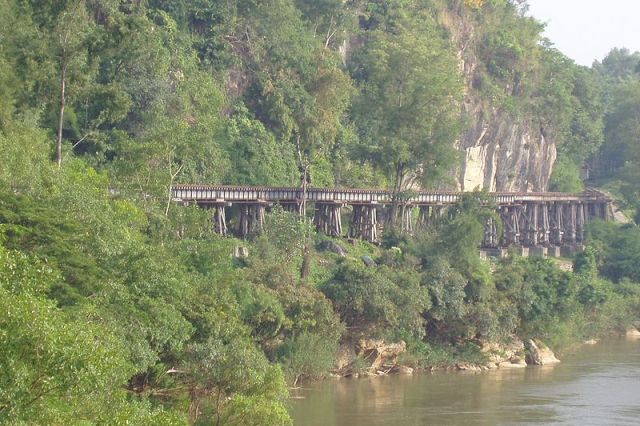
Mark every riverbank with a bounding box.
[321,325,640,381]
[290,336,640,426]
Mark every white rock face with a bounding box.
[481,338,527,369]
[626,327,640,339]
[444,9,558,193]
[356,339,406,371]
[525,339,560,365]
[393,365,414,375]
[498,359,527,369]
[463,145,495,191]
[459,105,557,192]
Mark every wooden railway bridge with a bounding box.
[172,185,612,250]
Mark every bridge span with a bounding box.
[172,184,612,250]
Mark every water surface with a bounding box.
[290,337,640,425]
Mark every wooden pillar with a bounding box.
[576,203,585,243]
[367,205,378,242]
[531,203,539,246]
[603,202,612,221]
[239,204,249,236]
[585,203,595,222]
[399,203,414,234]
[348,205,362,239]
[417,204,443,229]
[211,202,229,236]
[564,202,577,243]
[539,203,550,245]
[314,202,343,237]
[500,205,521,246]
[521,203,538,246]
[595,202,605,220]
[238,201,267,237]
[550,202,563,245]
[313,203,327,234]
[483,216,498,248]
[433,205,446,223]
[281,201,300,214]
[348,203,378,242]
[331,204,343,236]
[590,202,609,221]
[417,205,430,230]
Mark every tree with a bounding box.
[595,48,640,81]
[0,247,184,424]
[224,109,298,186]
[51,1,93,166]
[602,80,640,173]
[351,7,462,195]
[320,263,429,337]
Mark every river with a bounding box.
[290,337,640,425]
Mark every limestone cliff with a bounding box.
[458,104,556,192]
[445,7,557,192]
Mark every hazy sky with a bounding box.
[526,0,640,66]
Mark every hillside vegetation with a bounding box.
[1,0,640,424]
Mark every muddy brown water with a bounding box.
[290,337,640,425]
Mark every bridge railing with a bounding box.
[172,184,610,205]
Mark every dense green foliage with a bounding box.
[0,0,639,424]
[590,48,640,219]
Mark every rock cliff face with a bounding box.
[458,104,557,192]
[445,10,557,192]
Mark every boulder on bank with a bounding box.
[525,339,560,365]
[362,255,376,267]
[392,365,414,375]
[356,339,406,371]
[233,246,249,258]
[335,339,409,376]
[626,327,640,339]
[317,240,348,257]
[498,359,527,369]
[481,338,526,369]
[335,342,357,371]
[456,363,482,372]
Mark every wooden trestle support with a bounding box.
[489,201,601,248]
[416,205,446,230]
[397,203,414,234]
[348,204,378,242]
[238,201,267,236]
[174,185,612,247]
[313,202,343,237]
[198,200,230,236]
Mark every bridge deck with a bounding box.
[172,185,609,205]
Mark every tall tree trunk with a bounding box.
[56,64,66,167]
[296,135,312,280]
[300,243,311,280]
[389,162,404,227]
[300,163,312,280]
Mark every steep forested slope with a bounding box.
[0,0,609,194]
[1,0,640,424]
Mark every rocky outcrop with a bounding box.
[361,255,376,267]
[442,9,557,192]
[233,246,249,258]
[525,339,560,365]
[482,338,527,369]
[459,106,556,192]
[626,327,640,339]
[336,339,409,376]
[335,342,357,371]
[317,240,348,257]
[356,339,407,371]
